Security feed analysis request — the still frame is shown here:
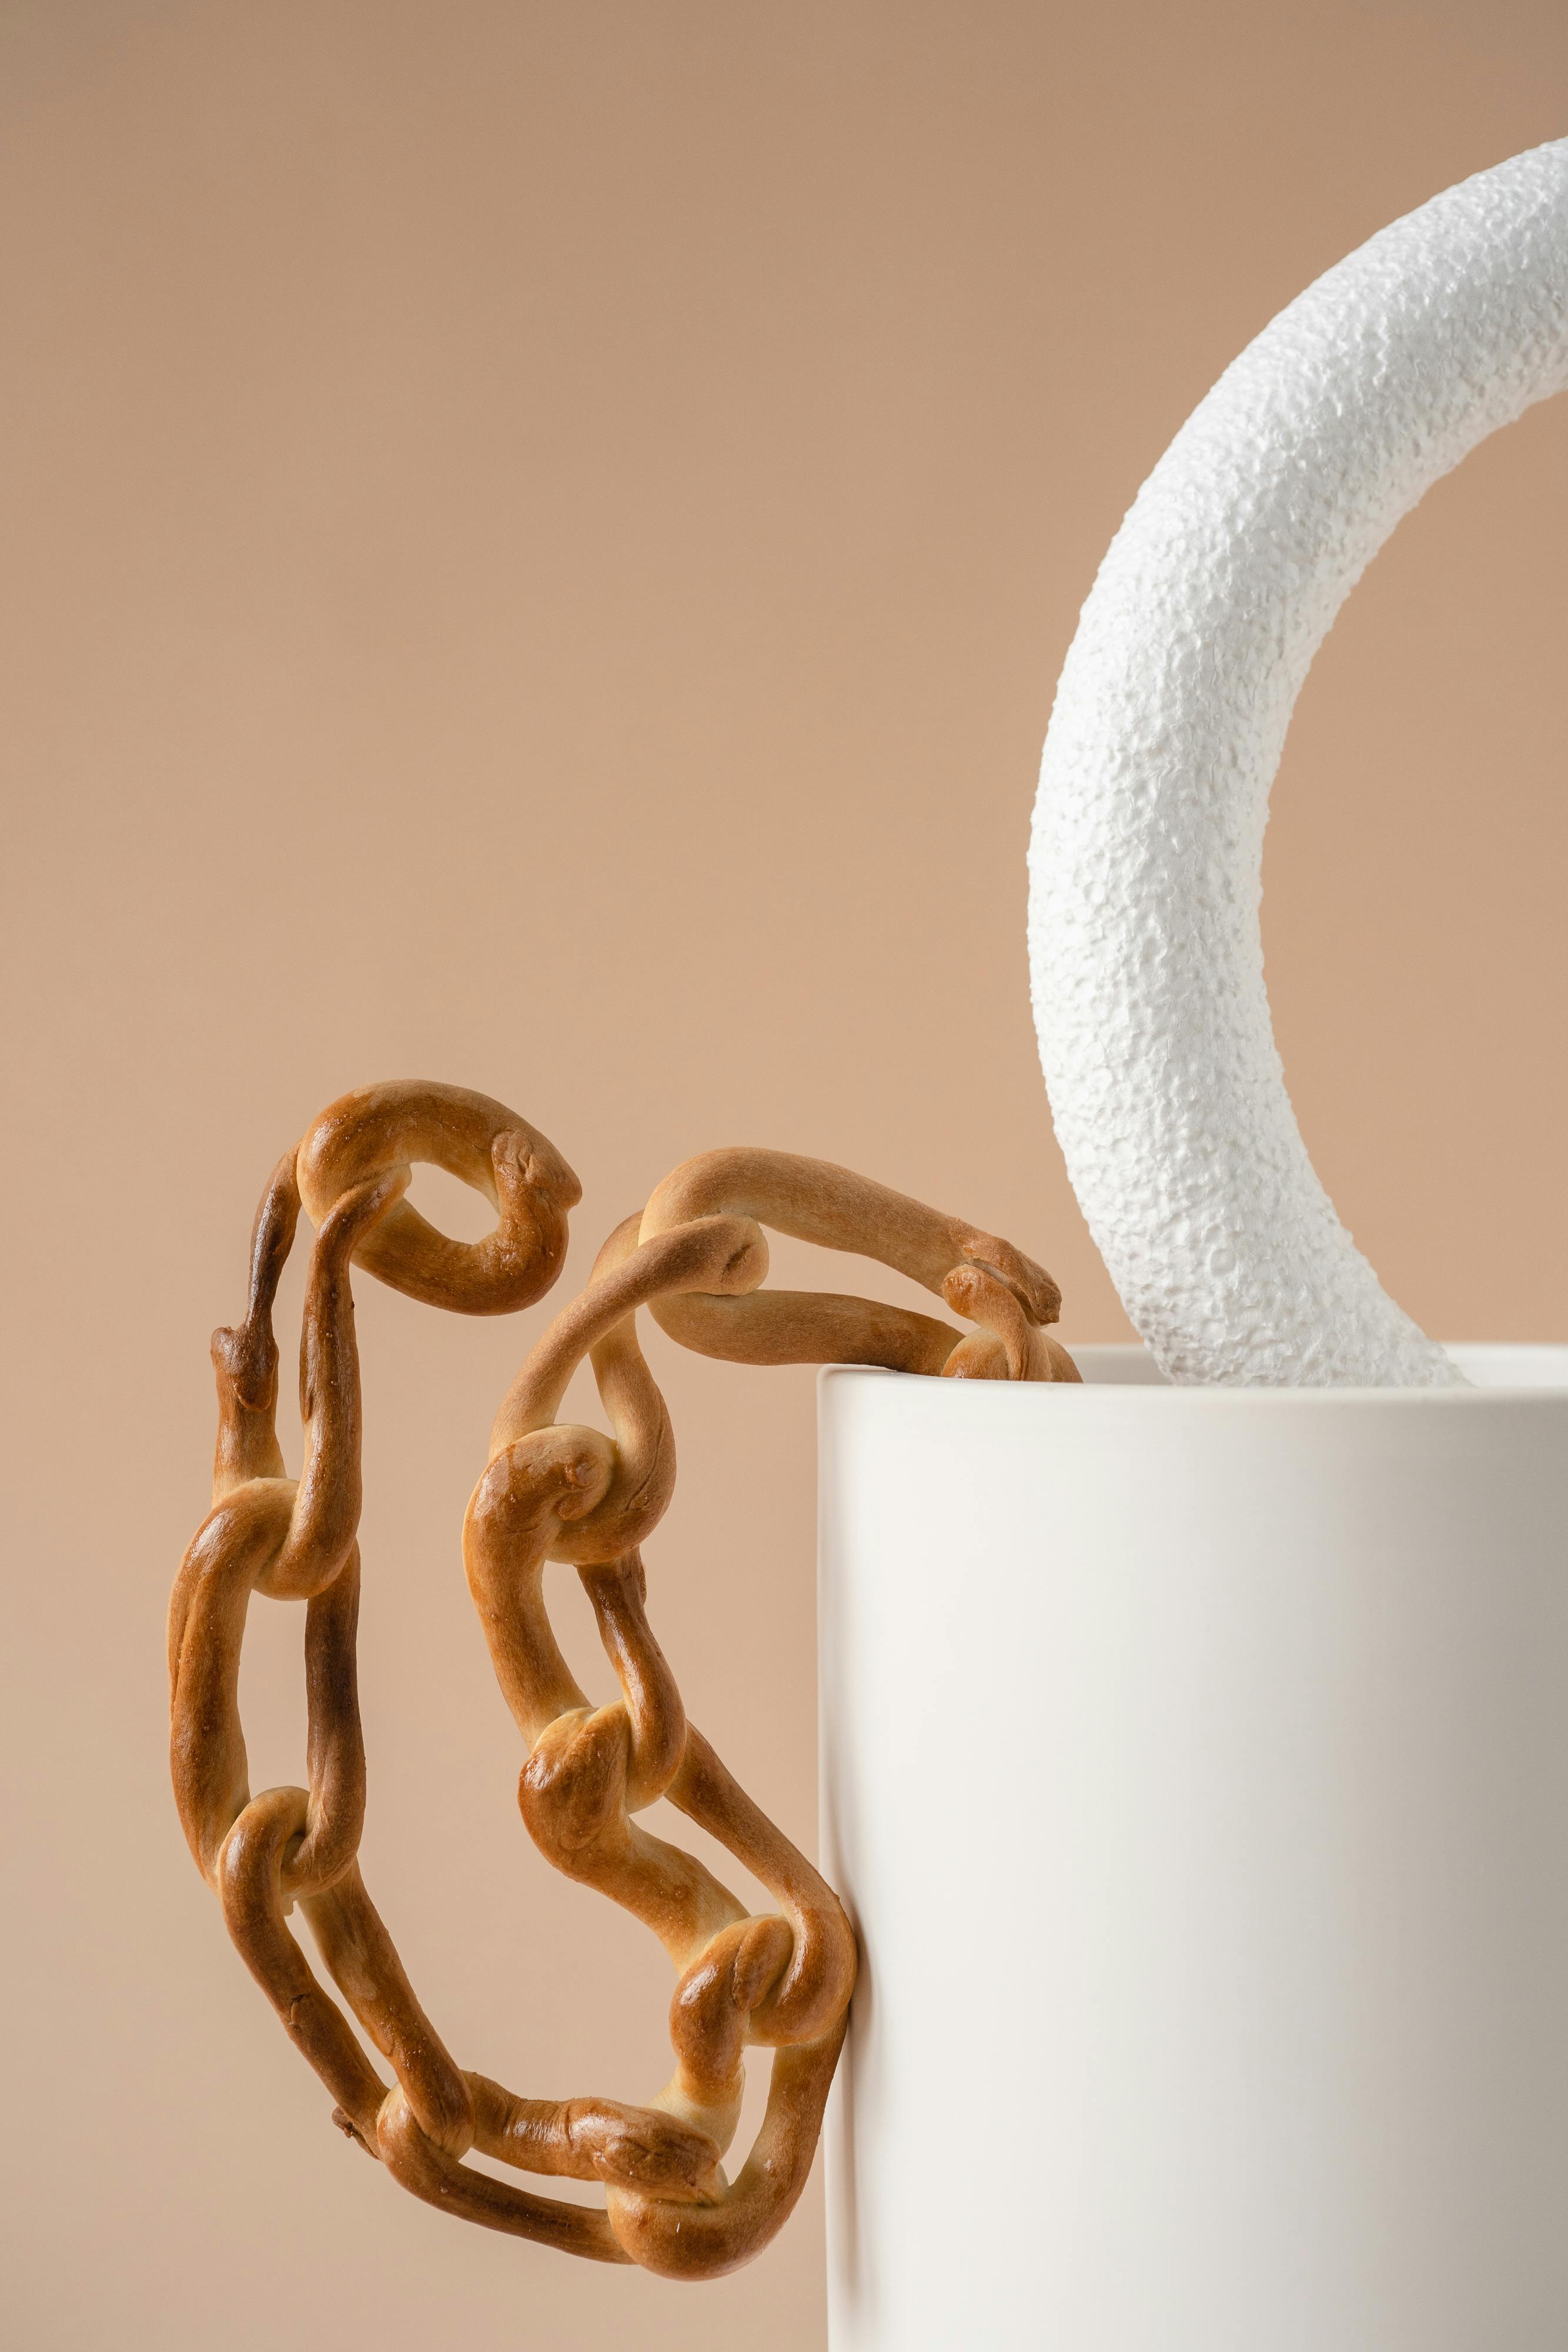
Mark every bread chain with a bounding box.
[169,1078,1078,2278]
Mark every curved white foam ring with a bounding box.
[1029,140,1568,1387]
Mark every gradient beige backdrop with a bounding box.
[4,5,1566,2347]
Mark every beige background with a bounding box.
[4,4,1566,2346]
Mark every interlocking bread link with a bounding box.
[637,1147,1080,1382]
[169,1080,1077,2280]
[294,1078,581,1313]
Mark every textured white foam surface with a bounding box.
[1029,141,1568,1386]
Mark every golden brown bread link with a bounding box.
[637,1147,1079,1381]
[170,1080,1078,2280]
[295,1078,581,1314]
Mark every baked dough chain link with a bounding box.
[638,1146,1081,1381]
[295,1078,581,1315]
[172,1082,1078,2278]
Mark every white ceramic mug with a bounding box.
[818,1346,1568,2351]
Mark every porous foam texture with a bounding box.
[1029,140,1568,1387]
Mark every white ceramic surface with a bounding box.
[819,1347,1568,2350]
